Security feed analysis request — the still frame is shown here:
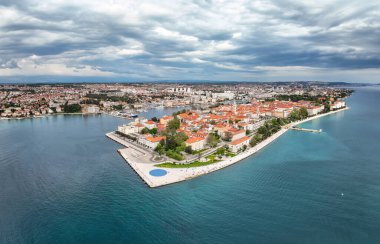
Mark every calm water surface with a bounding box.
[0,88,379,243]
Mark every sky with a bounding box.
[0,0,379,83]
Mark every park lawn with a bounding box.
[225,152,236,157]
[155,158,221,168]
[191,148,208,155]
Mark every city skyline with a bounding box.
[1,0,380,83]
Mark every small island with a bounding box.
[107,92,350,187]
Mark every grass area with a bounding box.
[165,150,184,160]
[207,154,219,161]
[191,148,208,155]
[155,158,221,168]
[155,149,237,168]
[225,152,236,157]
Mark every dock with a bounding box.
[289,126,322,133]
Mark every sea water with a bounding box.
[0,88,379,243]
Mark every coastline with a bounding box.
[291,107,350,127]
[109,106,350,188]
[0,112,101,121]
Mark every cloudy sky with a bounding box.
[0,0,379,83]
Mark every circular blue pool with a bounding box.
[149,169,168,177]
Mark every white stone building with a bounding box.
[185,137,206,151]
[228,136,250,153]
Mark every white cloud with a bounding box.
[153,27,198,42]
[0,0,379,82]
[273,24,320,37]
[0,55,114,76]
[117,49,145,56]
[254,66,321,71]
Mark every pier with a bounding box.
[289,126,322,133]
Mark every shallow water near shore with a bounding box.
[1,87,380,243]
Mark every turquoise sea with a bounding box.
[0,87,379,243]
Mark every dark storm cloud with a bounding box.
[0,0,379,82]
[0,58,19,69]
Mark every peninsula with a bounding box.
[107,88,350,187]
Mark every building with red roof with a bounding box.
[143,120,157,130]
[229,136,250,153]
[178,112,200,122]
[139,135,166,149]
[160,115,174,125]
[185,137,206,151]
[225,128,246,141]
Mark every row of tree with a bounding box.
[154,116,187,160]
[250,118,284,147]
[249,108,309,147]
[288,107,308,121]
[153,115,221,161]
[62,103,81,113]
[85,93,138,104]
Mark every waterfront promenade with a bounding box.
[108,107,349,187]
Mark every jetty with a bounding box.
[289,126,322,133]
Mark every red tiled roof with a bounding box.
[161,116,174,120]
[186,137,205,144]
[146,136,166,142]
[228,128,245,135]
[178,112,199,121]
[229,136,250,145]
[215,123,227,128]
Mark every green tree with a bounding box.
[176,143,186,152]
[63,103,81,113]
[185,146,193,154]
[167,117,180,130]
[141,127,150,134]
[164,132,188,152]
[174,132,188,145]
[154,143,165,155]
[277,118,286,126]
[250,134,263,147]
[112,104,123,110]
[149,128,158,135]
[250,138,257,147]
[172,109,187,116]
[323,103,330,113]
[299,107,308,119]
[258,125,270,138]
[207,133,220,147]
[216,147,225,155]
[289,109,300,121]
[166,150,184,160]
[165,137,177,150]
